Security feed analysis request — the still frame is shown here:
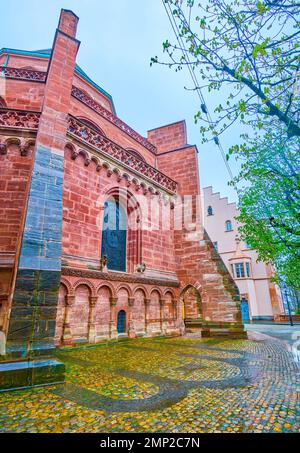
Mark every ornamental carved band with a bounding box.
[67,116,178,193]
[71,86,157,154]
[0,66,47,82]
[1,67,157,154]
[0,108,41,130]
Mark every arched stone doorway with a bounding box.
[117,310,126,334]
[181,285,202,322]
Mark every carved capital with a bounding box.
[66,295,75,306]
[90,296,98,307]
[20,144,30,156]
[159,299,166,307]
[128,297,135,307]
[144,298,151,306]
[0,144,7,155]
[172,299,178,306]
[110,297,118,307]
[71,149,79,160]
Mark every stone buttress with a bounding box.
[0,10,80,390]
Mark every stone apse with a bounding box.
[0,10,245,390]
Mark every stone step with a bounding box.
[0,358,65,392]
[4,341,57,361]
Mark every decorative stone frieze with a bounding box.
[61,267,180,288]
[67,115,177,194]
[0,66,47,82]
[71,86,157,154]
[0,108,40,130]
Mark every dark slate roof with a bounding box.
[0,47,116,114]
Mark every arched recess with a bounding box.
[132,287,147,334]
[78,117,106,136]
[149,289,161,333]
[101,187,142,273]
[181,285,202,321]
[164,291,175,327]
[126,148,146,162]
[95,284,113,339]
[72,284,91,340]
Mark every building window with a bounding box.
[246,262,251,277]
[101,198,127,272]
[231,264,234,277]
[207,205,213,216]
[213,241,218,251]
[235,262,245,278]
[225,220,233,232]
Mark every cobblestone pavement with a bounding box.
[0,337,299,433]
[246,323,300,346]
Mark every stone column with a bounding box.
[160,299,166,335]
[172,299,178,328]
[128,298,136,338]
[62,295,74,345]
[109,297,118,339]
[0,295,8,333]
[178,298,186,334]
[144,298,151,335]
[88,296,98,344]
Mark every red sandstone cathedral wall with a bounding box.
[62,148,177,274]
[149,122,243,329]
[1,77,45,111]
[0,9,245,344]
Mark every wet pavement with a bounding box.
[246,323,300,346]
[0,336,299,433]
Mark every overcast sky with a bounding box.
[1,0,242,203]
